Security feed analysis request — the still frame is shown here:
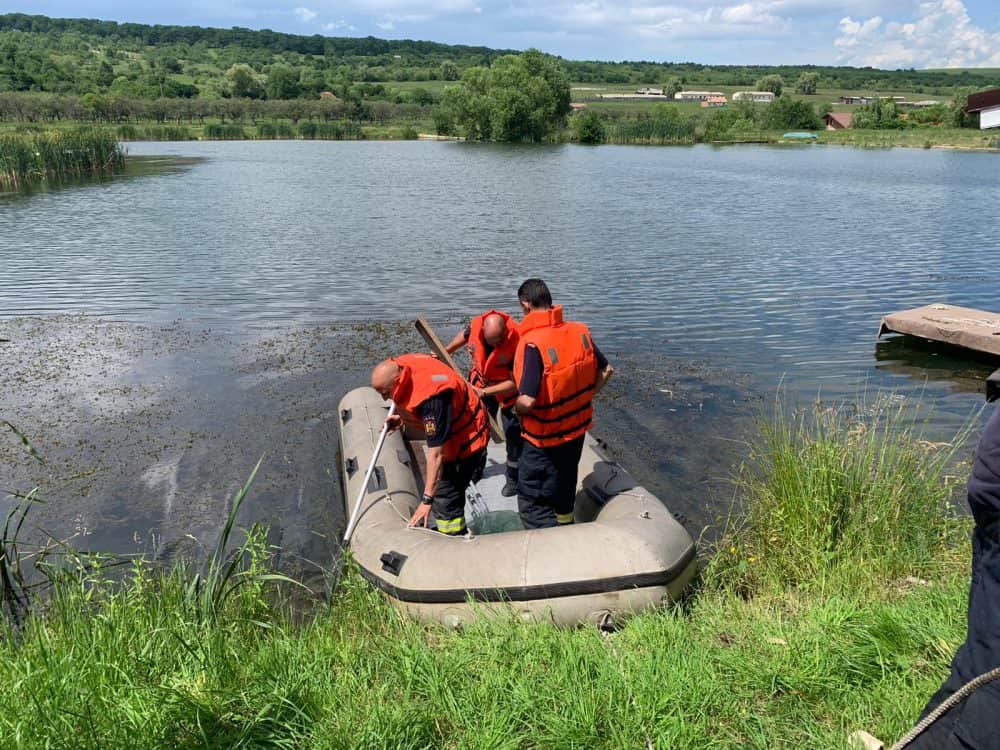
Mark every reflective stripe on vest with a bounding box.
[467,310,520,409]
[513,306,598,448]
[390,353,489,462]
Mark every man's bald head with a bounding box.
[371,359,401,400]
[482,313,507,346]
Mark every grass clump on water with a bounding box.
[709,393,974,597]
[0,394,977,748]
[0,127,124,189]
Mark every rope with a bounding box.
[890,666,1000,750]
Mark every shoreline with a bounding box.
[3,121,996,155]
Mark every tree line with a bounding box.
[0,91,430,125]
[2,13,998,102]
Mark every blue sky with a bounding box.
[6,0,1000,67]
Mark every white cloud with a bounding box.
[377,19,395,30]
[322,20,358,31]
[720,3,781,25]
[835,0,1000,67]
[501,2,804,42]
[293,7,318,22]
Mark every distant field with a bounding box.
[925,68,1000,75]
[569,84,954,111]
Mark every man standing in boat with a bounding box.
[513,279,614,529]
[444,310,523,497]
[371,355,489,535]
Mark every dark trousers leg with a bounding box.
[500,406,522,482]
[517,436,584,530]
[432,450,485,535]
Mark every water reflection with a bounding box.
[875,334,999,399]
[0,155,201,202]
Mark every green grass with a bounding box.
[0,393,978,748]
[0,128,125,189]
[821,128,998,150]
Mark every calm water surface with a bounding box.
[2,141,999,557]
[4,141,999,404]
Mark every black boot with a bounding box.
[501,476,518,497]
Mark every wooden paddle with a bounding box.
[414,316,505,443]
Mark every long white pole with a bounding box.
[343,400,396,545]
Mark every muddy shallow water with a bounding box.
[0,316,755,588]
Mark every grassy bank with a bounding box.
[0,397,976,748]
[1,118,996,151]
[0,128,124,189]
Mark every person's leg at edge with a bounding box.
[552,435,585,526]
[501,406,522,497]
[516,440,559,529]
[432,451,484,535]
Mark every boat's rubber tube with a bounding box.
[338,387,698,627]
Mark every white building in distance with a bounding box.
[733,91,776,103]
[966,89,1000,130]
[674,91,725,101]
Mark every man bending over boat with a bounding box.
[371,355,489,535]
[513,279,614,529]
[444,310,523,497]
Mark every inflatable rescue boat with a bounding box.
[338,386,697,627]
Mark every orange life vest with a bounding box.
[513,306,598,448]
[467,310,519,408]
[390,353,489,462]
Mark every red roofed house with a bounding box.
[824,112,853,130]
[966,88,1000,130]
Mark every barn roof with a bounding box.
[966,88,1000,113]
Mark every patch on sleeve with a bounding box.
[424,417,437,437]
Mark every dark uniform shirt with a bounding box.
[518,343,609,398]
[419,393,451,449]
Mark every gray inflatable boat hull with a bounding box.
[338,386,697,627]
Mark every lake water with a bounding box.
[2,141,998,566]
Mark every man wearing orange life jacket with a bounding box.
[513,279,614,529]
[445,310,523,497]
[371,354,489,535]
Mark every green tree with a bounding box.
[852,97,903,129]
[755,74,784,97]
[764,96,821,130]
[224,63,260,98]
[662,77,682,99]
[950,86,982,128]
[573,109,605,143]
[439,60,459,81]
[96,60,115,88]
[408,87,436,106]
[265,65,300,100]
[438,49,570,142]
[794,72,818,95]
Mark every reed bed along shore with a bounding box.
[0,395,979,748]
[0,128,125,189]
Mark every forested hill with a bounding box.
[0,13,509,60]
[2,12,998,101]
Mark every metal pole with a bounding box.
[343,400,396,545]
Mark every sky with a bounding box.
[6,0,1000,68]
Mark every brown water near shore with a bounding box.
[0,316,754,589]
